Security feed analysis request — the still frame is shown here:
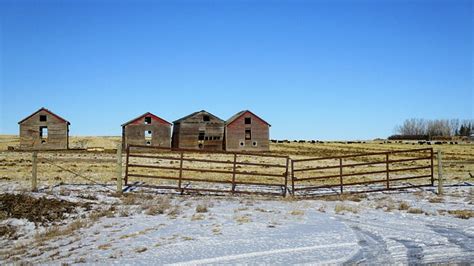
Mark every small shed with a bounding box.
[172,110,225,150]
[224,110,270,152]
[18,107,70,150]
[121,112,172,150]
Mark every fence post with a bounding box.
[116,144,123,195]
[124,145,130,186]
[291,160,295,196]
[386,153,390,189]
[339,158,343,194]
[32,151,38,192]
[283,157,289,197]
[231,154,237,193]
[178,152,184,193]
[437,150,443,195]
[430,148,434,186]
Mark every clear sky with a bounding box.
[0,0,472,140]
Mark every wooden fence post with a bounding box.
[231,153,237,193]
[32,151,38,192]
[178,152,184,192]
[386,153,390,189]
[430,148,434,186]
[284,157,289,197]
[116,144,123,195]
[437,150,443,195]
[124,145,130,186]
[339,158,343,194]
[291,160,295,196]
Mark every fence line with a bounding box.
[29,146,439,197]
[291,148,434,196]
[125,144,290,197]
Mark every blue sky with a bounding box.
[0,0,472,140]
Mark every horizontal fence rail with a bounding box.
[125,145,435,197]
[291,148,434,196]
[125,145,290,197]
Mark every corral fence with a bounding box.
[26,146,438,197]
[124,144,290,196]
[29,149,119,192]
[291,148,434,196]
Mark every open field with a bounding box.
[0,135,472,191]
[0,135,473,264]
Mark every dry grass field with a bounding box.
[1,135,473,264]
[0,135,473,192]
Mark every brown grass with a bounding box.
[35,219,88,242]
[234,215,251,224]
[195,204,208,213]
[290,210,305,216]
[191,213,205,221]
[0,136,472,191]
[334,204,358,214]
[0,224,17,239]
[407,208,424,214]
[134,247,147,253]
[398,201,410,210]
[448,209,474,219]
[428,197,444,203]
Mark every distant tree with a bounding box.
[458,120,474,136]
[448,119,460,136]
[395,118,426,135]
[427,119,450,137]
[394,118,473,138]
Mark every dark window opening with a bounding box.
[203,115,210,122]
[239,141,245,147]
[40,115,47,122]
[204,136,209,140]
[144,117,151,124]
[198,143,203,149]
[146,141,151,145]
[245,117,251,124]
[252,141,258,147]
[245,129,251,140]
[198,131,205,140]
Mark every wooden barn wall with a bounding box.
[172,114,224,151]
[19,110,69,150]
[123,117,171,149]
[225,113,269,152]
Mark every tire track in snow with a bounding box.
[344,226,394,265]
[393,239,424,265]
[169,242,358,265]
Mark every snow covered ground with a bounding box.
[0,181,472,264]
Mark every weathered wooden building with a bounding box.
[18,108,70,150]
[172,110,225,150]
[121,112,172,150]
[224,110,270,152]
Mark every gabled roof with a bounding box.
[173,110,224,124]
[18,107,70,125]
[226,110,271,127]
[121,112,172,127]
